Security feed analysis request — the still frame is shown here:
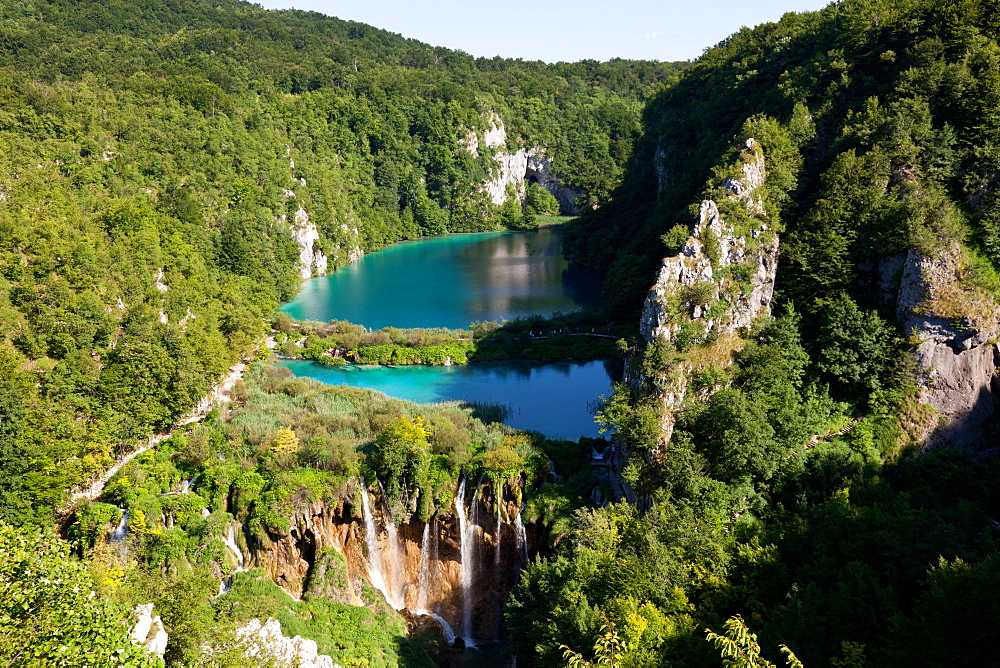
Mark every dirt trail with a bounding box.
[61,359,249,513]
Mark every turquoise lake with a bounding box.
[279,358,622,440]
[279,227,617,439]
[281,227,604,329]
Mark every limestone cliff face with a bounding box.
[465,113,581,215]
[290,208,329,279]
[636,138,777,443]
[881,244,1000,448]
[242,479,529,644]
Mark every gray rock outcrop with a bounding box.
[636,138,777,443]
[464,113,581,214]
[887,244,1000,448]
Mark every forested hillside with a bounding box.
[537,1,1000,665]
[0,0,681,525]
[8,0,1000,665]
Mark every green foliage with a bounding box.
[705,615,802,668]
[0,522,160,666]
[526,183,561,216]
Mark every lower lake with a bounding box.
[278,358,622,440]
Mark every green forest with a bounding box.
[4,0,1000,666]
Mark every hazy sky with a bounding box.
[254,0,832,63]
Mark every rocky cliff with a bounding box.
[879,244,1000,448]
[240,478,530,645]
[636,138,777,443]
[466,114,582,215]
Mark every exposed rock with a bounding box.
[636,138,776,443]
[291,208,329,279]
[154,268,168,292]
[885,244,1000,448]
[130,603,168,659]
[464,114,581,214]
[246,480,529,644]
[236,618,336,668]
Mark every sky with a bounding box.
[254,0,833,63]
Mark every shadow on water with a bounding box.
[460,401,514,425]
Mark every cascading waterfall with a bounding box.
[493,500,504,640]
[417,521,432,610]
[412,518,460,644]
[218,523,247,596]
[224,524,245,570]
[376,479,405,608]
[455,477,477,646]
[110,512,128,542]
[359,480,400,609]
[494,501,502,569]
[514,506,528,563]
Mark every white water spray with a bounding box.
[494,501,503,570]
[514,506,528,563]
[417,521,432,610]
[218,523,247,596]
[360,480,401,609]
[110,512,128,542]
[455,478,477,646]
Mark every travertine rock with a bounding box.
[130,603,168,658]
[236,618,336,668]
[291,208,329,279]
[888,244,1000,447]
[636,138,776,443]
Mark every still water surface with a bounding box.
[279,227,615,438]
[281,228,603,329]
[279,358,622,440]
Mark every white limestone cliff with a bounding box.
[130,603,168,659]
[637,138,777,443]
[236,618,337,668]
[291,207,329,279]
[464,114,581,214]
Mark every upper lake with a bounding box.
[281,227,604,329]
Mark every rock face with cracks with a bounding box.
[883,243,1000,448]
[240,480,530,644]
[465,113,582,214]
[636,138,777,444]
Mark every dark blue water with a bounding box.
[279,358,622,440]
[281,228,604,329]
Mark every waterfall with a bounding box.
[514,506,528,563]
[180,478,191,494]
[455,478,477,646]
[218,522,247,596]
[384,507,405,609]
[110,512,128,542]
[417,521,432,610]
[222,524,245,571]
[412,610,457,645]
[359,480,400,609]
[494,501,502,570]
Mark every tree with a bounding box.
[0,522,160,666]
[706,615,802,668]
[526,183,561,215]
[272,427,300,456]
